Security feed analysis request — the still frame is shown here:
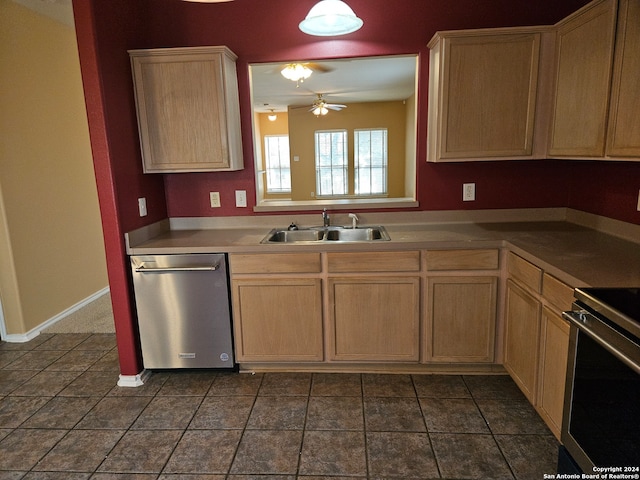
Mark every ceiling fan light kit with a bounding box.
[281,63,314,83]
[313,105,329,116]
[299,0,363,36]
[310,94,346,116]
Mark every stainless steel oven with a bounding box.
[561,288,640,474]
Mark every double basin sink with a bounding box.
[261,225,391,244]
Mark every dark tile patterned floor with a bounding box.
[0,333,559,479]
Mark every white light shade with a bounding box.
[312,106,329,116]
[281,64,313,82]
[299,0,363,36]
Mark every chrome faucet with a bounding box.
[322,208,330,227]
[348,213,359,229]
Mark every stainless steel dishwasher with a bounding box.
[130,253,234,369]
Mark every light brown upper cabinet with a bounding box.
[606,0,640,158]
[427,27,553,162]
[129,46,244,173]
[548,0,617,158]
[549,0,640,160]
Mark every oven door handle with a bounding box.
[563,311,640,374]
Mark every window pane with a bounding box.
[264,135,291,193]
[355,129,387,195]
[315,130,347,196]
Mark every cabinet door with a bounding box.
[548,0,617,157]
[429,31,541,161]
[231,278,323,362]
[504,280,541,402]
[537,306,570,440]
[329,277,420,362]
[606,0,640,158]
[427,277,497,363]
[130,47,243,173]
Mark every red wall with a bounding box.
[155,0,591,219]
[74,0,638,377]
[568,161,640,224]
[154,0,639,225]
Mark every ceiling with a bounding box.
[251,55,418,113]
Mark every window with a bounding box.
[315,130,348,196]
[355,129,388,195]
[264,135,291,193]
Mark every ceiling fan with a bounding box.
[309,94,347,116]
[280,62,335,86]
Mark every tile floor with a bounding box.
[0,333,559,479]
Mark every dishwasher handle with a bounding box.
[135,263,220,273]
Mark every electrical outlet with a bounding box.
[463,183,476,202]
[235,190,247,207]
[138,197,147,217]
[209,192,221,208]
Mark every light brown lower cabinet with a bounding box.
[426,276,498,363]
[328,277,420,362]
[504,279,542,403]
[537,306,570,438]
[231,278,323,362]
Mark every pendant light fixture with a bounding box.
[299,0,363,36]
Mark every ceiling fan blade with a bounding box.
[305,62,334,73]
[279,62,335,74]
[326,104,347,110]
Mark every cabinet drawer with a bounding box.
[327,251,420,273]
[425,249,499,270]
[507,252,542,293]
[542,274,575,312]
[229,253,321,274]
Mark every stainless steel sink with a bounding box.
[325,227,389,242]
[261,226,390,243]
[264,229,325,243]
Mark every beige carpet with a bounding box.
[44,292,116,334]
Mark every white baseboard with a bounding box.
[1,286,110,343]
[1,328,41,344]
[118,369,151,387]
